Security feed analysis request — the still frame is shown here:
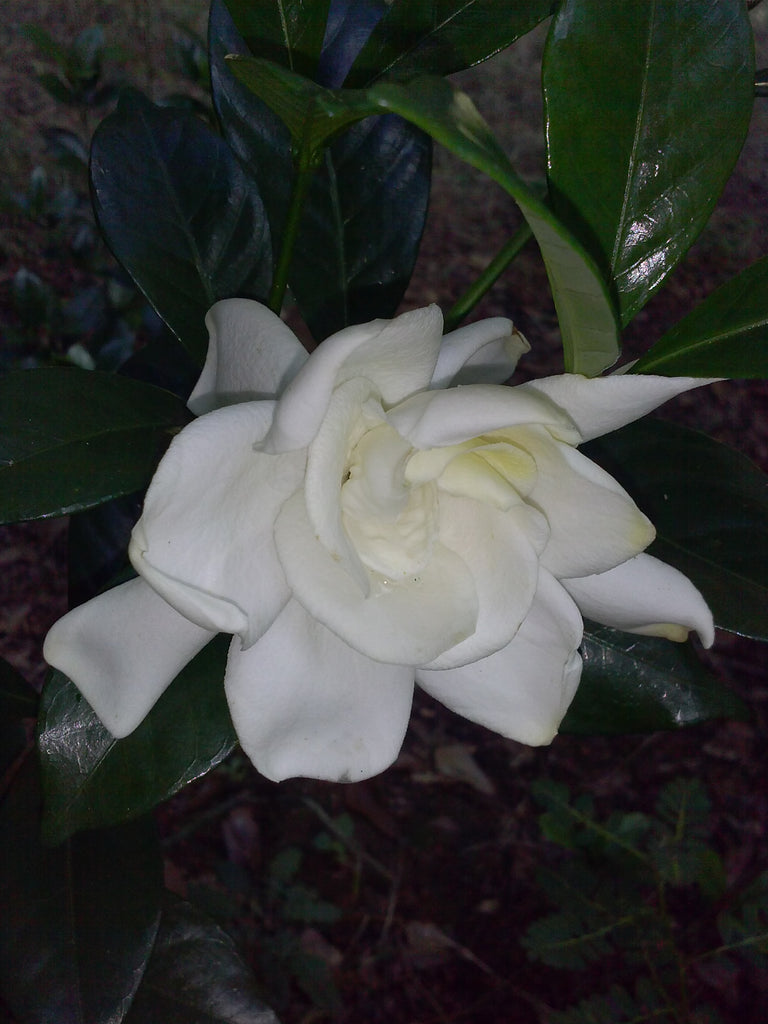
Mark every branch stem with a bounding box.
[444,221,533,333]
[267,155,316,314]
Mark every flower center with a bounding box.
[340,423,438,580]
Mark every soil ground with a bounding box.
[2,4,768,1023]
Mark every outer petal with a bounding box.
[562,552,715,647]
[423,495,544,669]
[519,374,715,442]
[431,318,529,387]
[388,384,580,450]
[275,489,479,665]
[264,305,444,452]
[43,578,214,738]
[224,600,414,782]
[416,569,583,746]
[188,299,308,415]
[513,425,655,578]
[130,401,305,645]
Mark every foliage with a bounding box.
[2,0,768,1021]
[523,779,768,1022]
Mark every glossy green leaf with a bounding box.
[544,0,754,326]
[632,256,768,376]
[346,0,554,85]
[125,897,280,1024]
[91,90,272,366]
[363,76,619,375]
[210,0,430,339]
[224,0,331,77]
[0,368,189,524]
[38,635,235,844]
[584,418,768,640]
[0,756,162,1024]
[561,622,749,735]
[225,61,618,369]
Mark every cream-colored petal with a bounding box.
[416,570,583,745]
[264,305,444,452]
[225,601,414,782]
[513,425,655,578]
[274,489,478,665]
[432,317,529,387]
[388,384,580,450]
[519,373,714,442]
[43,578,214,738]
[188,299,308,415]
[131,401,305,645]
[423,495,543,669]
[562,553,715,647]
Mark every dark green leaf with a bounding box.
[210,3,430,339]
[0,368,188,524]
[38,635,235,844]
[717,870,768,965]
[362,75,619,375]
[0,657,37,720]
[223,0,331,77]
[91,90,271,366]
[21,23,69,67]
[633,256,768,376]
[561,622,749,735]
[125,896,280,1024]
[584,418,768,640]
[544,0,754,325]
[0,756,162,1024]
[346,0,554,85]
[317,0,387,87]
[35,72,77,106]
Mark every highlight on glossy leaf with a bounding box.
[544,0,754,326]
[38,635,234,844]
[562,622,749,735]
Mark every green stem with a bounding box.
[267,156,316,314]
[444,221,533,333]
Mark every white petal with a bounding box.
[423,495,543,669]
[224,600,414,782]
[416,570,583,745]
[303,377,378,592]
[130,401,305,645]
[431,318,529,387]
[388,384,580,450]
[188,299,308,415]
[264,305,444,452]
[43,578,214,738]
[513,425,655,577]
[274,489,479,665]
[562,553,715,647]
[519,373,714,442]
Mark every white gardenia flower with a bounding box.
[44,301,715,782]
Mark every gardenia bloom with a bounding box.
[44,301,714,782]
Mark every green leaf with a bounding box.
[91,90,272,366]
[224,0,331,77]
[211,2,430,339]
[38,634,235,844]
[0,756,162,1024]
[632,256,768,376]
[584,418,768,640]
[561,622,749,735]
[346,0,554,85]
[544,0,754,326]
[228,62,618,372]
[364,75,620,375]
[0,368,189,524]
[717,870,768,966]
[125,896,280,1023]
